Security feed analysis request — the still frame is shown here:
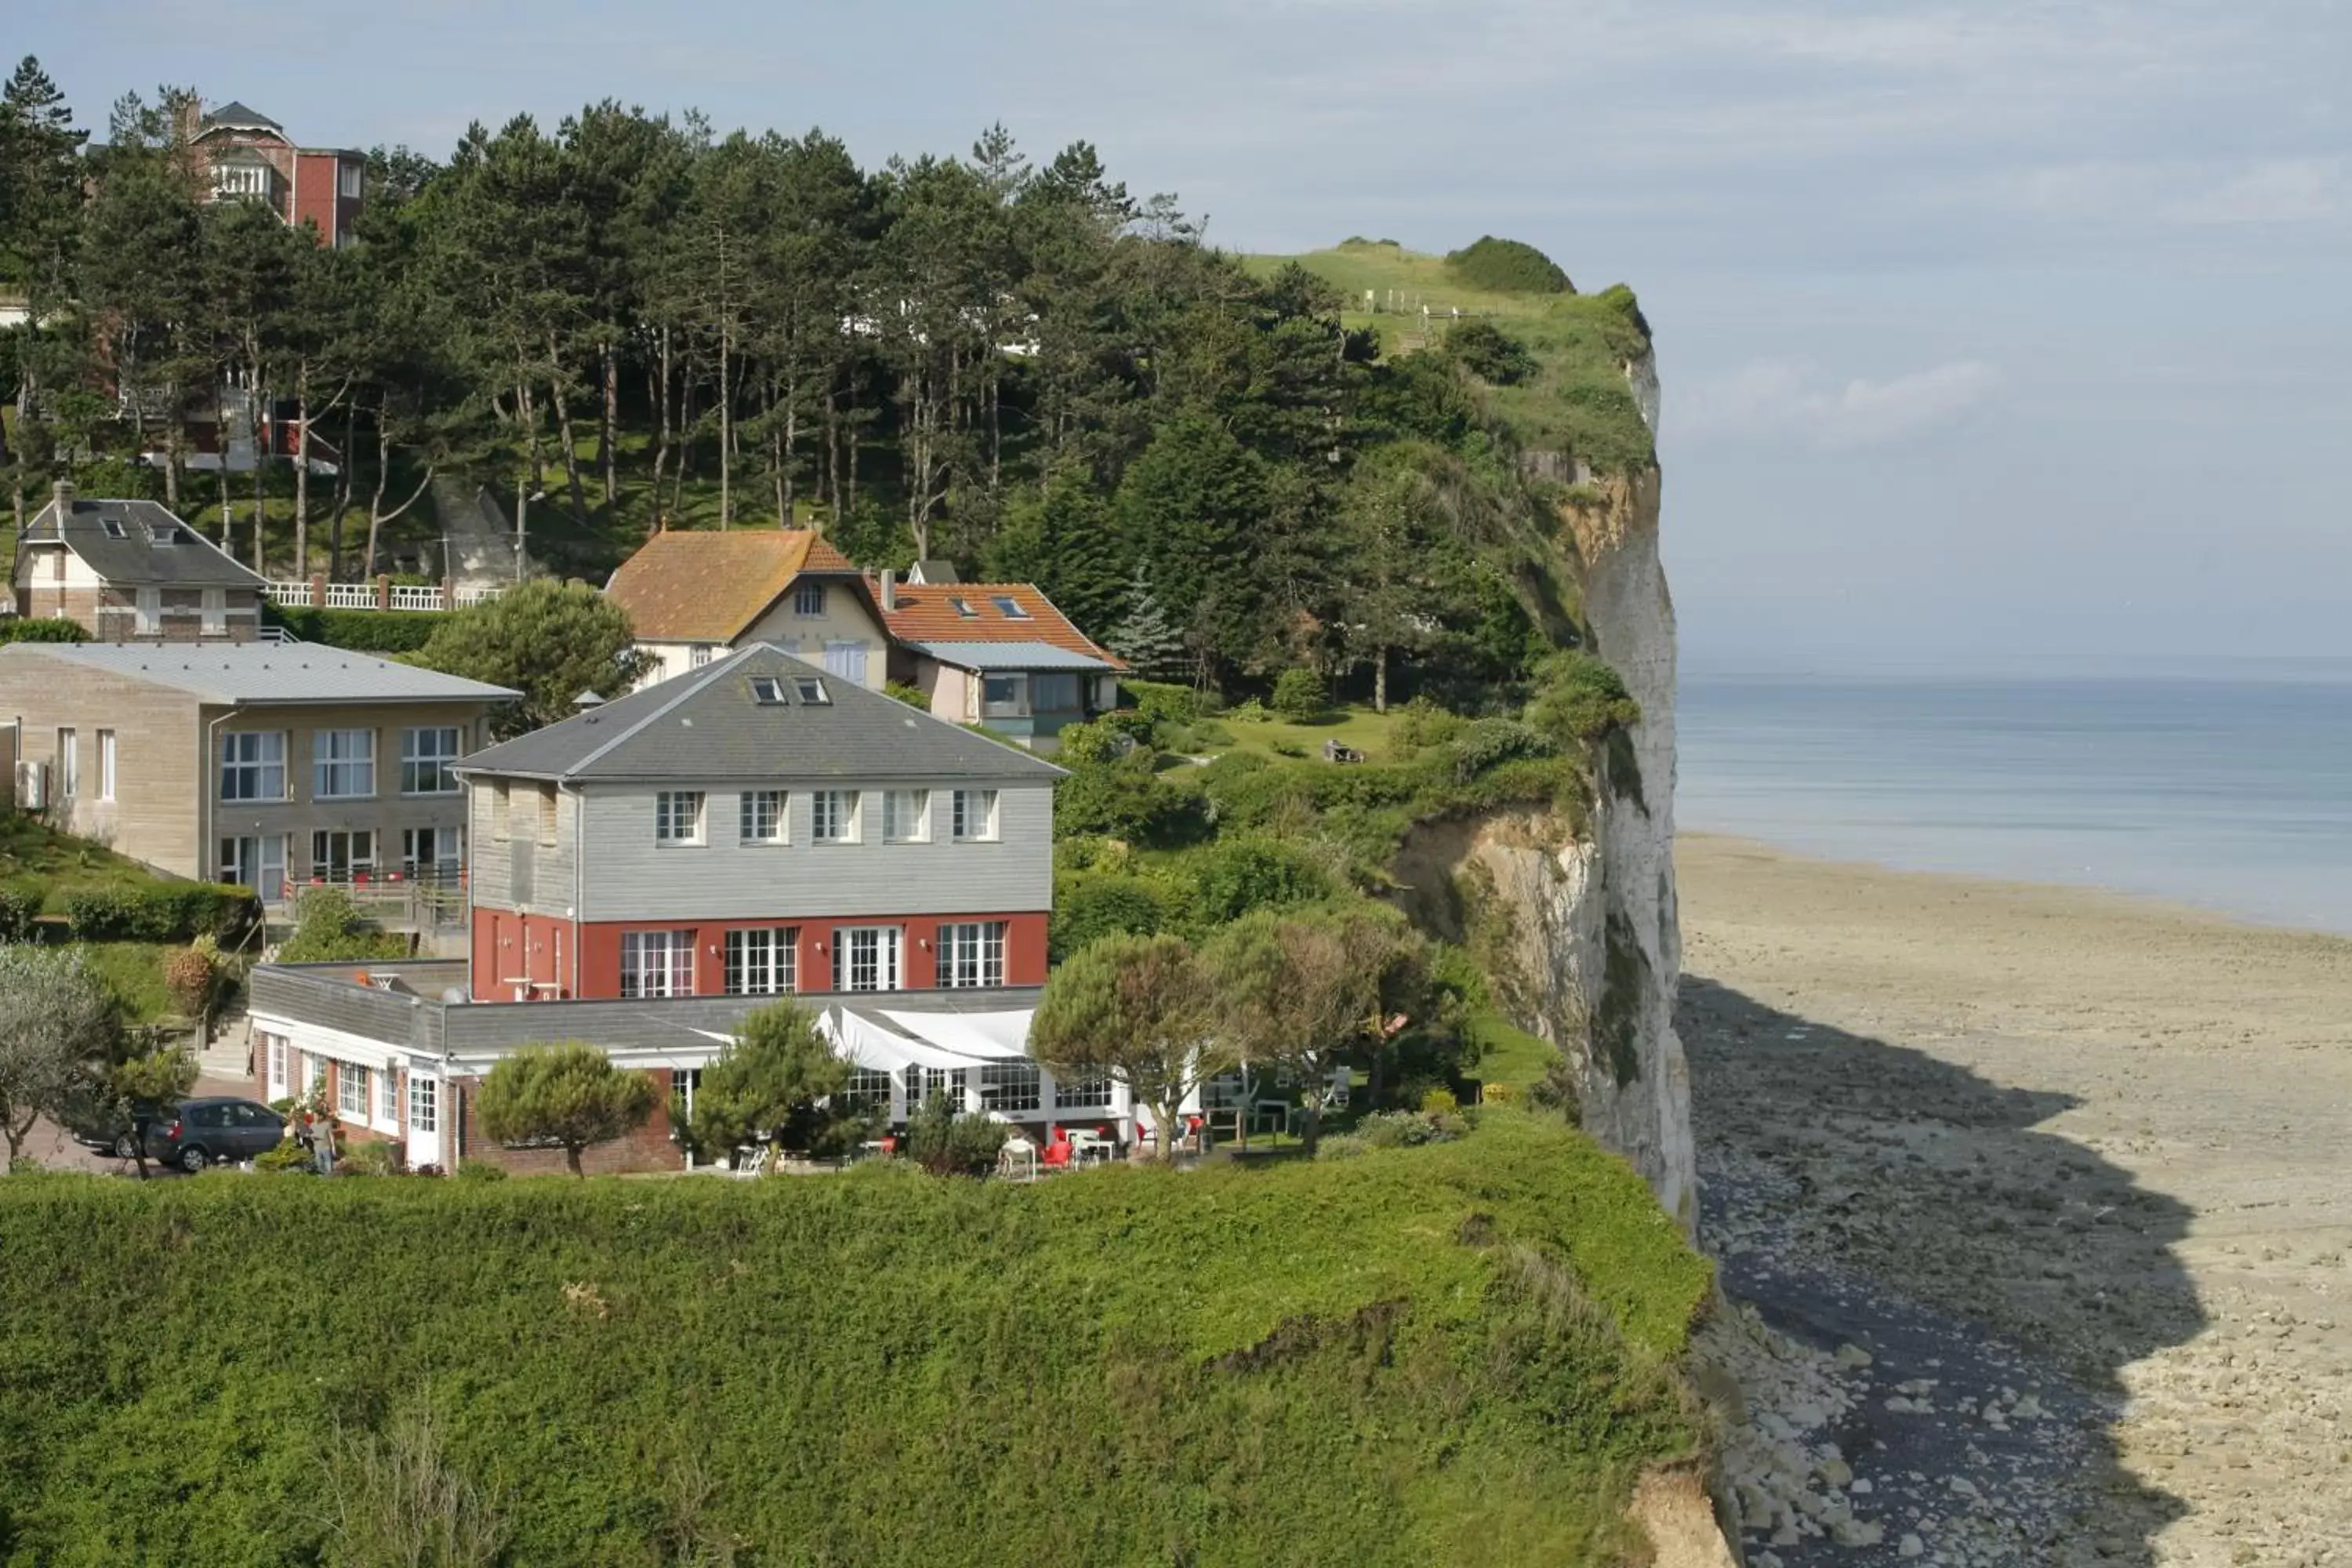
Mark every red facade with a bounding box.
[470,909,1048,1002]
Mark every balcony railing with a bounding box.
[266,579,503,613]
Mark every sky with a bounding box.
[16,1,2349,669]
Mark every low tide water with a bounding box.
[1676,664,2352,935]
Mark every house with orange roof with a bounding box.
[601,528,886,691]
[873,566,1127,753]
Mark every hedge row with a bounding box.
[0,1113,1709,1566]
[57,883,262,943]
[263,604,452,653]
[0,617,91,644]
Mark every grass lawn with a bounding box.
[0,813,172,911]
[1473,1004,1565,1090]
[74,941,176,1025]
[1211,702,1412,764]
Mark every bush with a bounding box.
[1445,236,1573,295]
[254,1140,310,1174]
[339,1140,404,1177]
[1122,680,1203,728]
[263,604,452,653]
[454,1160,509,1182]
[1390,696,1464,752]
[275,887,408,964]
[902,1092,1010,1178]
[1181,839,1333,929]
[1050,873,1172,963]
[1052,718,1125,766]
[1524,651,1642,745]
[60,884,262,944]
[1420,1087,1459,1115]
[1445,319,1539,386]
[1441,717,1559,781]
[1052,756,1205,848]
[0,884,40,941]
[885,679,929,710]
[1269,667,1327,722]
[0,617,90,644]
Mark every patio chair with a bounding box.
[997,1138,1040,1184]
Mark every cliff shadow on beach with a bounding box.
[1679,975,2202,1566]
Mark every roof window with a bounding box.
[750,677,787,705]
[794,677,829,705]
[101,518,125,539]
[949,597,977,618]
[991,595,1029,619]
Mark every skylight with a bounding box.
[991,595,1029,619]
[949,597,977,618]
[794,677,829,705]
[750,677,787,705]
[101,518,125,539]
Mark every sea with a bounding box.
[1676,659,2352,935]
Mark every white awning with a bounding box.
[874,1007,1034,1062]
[830,1007,1000,1071]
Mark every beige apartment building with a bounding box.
[0,643,516,903]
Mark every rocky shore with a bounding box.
[1679,835,2352,1566]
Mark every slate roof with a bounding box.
[199,101,285,133]
[913,641,1120,673]
[877,579,1127,670]
[604,529,862,643]
[20,496,267,590]
[0,643,519,706]
[456,643,1065,785]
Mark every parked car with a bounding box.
[142,1098,286,1172]
[64,1097,167,1161]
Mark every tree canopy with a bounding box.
[475,1040,658,1177]
[1029,931,1225,1159]
[0,945,122,1170]
[414,578,652,736]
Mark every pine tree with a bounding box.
[1106,566,1185,681]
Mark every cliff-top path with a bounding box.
[1679,833,2352,1567]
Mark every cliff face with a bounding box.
[1393,351,1694,1229]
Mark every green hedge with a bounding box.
[59,883,261,944]
[0,882,40,940]
[0,1113,1708,1566]
[0,617,91,644]
[1446,235,1573,295]
[263,604,452,653]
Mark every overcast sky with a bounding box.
[20,2,2348,667]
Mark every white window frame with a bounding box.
[400,727,463,795]
[952,789,1000,843]
[266,1034,288,1098]
[96,730,116,802]
[938,920,1007,989]
[981,674,1027,718]
[724,927,798,996]
[792,581,826,616]
[830,926,902,993]
[400,826,463,882]
[883,789,930,844]
[691,643,717,669]
[379,1065,401,1125]
[56,728,77,798]
[620,930,695,999]
[979,1061,1041,1114]
[1051,1068,1114,1111]
[312,728,376,800]
[338,1062,371,1120]
[989,594,1031,620]
[655,790,706,846]
[811,789,859,844]
[220,834,288,903]
[739,790,787,845]
[822,641,869,684]
[408,1075,438,1134]
[339,160,362,200]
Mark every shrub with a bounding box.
[161,946,220,1020]
[1524,651,1642,745]
[339,1140,404,1177]
[0,617,89,644]
[254,1141,311,1174]
[275,887,407,964]
[475,1041,658,1178]
[454,1160,509,1182]
[1442,717,1559,781]
[60,884,262,944]
[1445,319,1539,386]
[1445,236,1573,295]
[902,1092,1009,1178]
[1053,718,1124,766]
[264,604,452,653]
[1181,839,1333,930]
[1391,696,1464,752]
[1420,1087,1459,1115]
[1269,667,1327,722]
[1052,756,1205,847]
[1122,680,1203,728]
[884,679,929,710]
[0,884,40,942]
[1050,873,1172,963]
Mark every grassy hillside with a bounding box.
[0,1112,1709,1566]
[1247,239,1657,476]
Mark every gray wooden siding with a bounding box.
[575,782,1051,921]
[470,779,579,914]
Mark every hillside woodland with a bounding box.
[0,60,1652,705]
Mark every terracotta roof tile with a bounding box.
[603,530,861,643]
[876,580,1127,670]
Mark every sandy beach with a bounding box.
[1679,833,2352,1566]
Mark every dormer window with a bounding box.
[750,677,787,705]
[794,677,829,705]
[991,595,1029,619]
[949,597,976,618]
[792,581,827,616]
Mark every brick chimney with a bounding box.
[878,568,898,612]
